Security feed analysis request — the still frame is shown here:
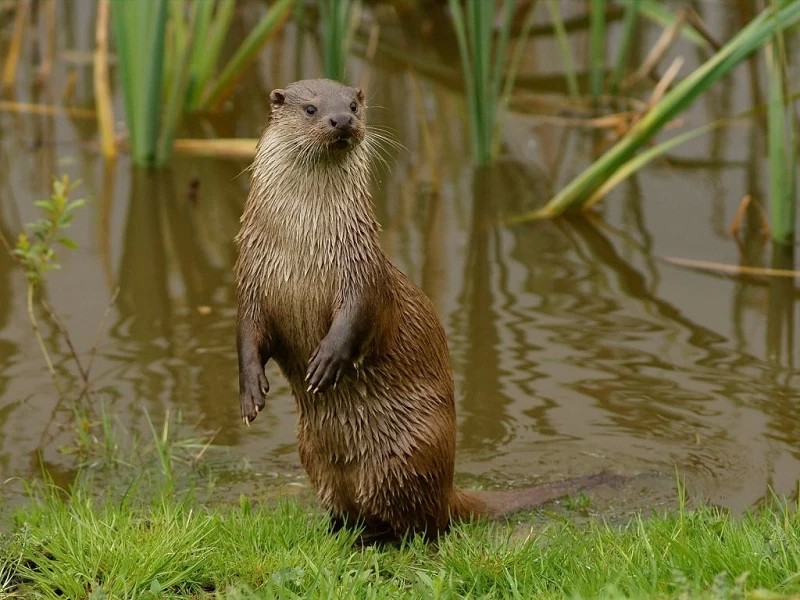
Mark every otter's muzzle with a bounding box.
[329,114,354,132]
[328,113,357,149]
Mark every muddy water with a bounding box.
[0,2,798,517]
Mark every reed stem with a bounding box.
[94,0,116,160]
[524,1,800,219]
[765,24,796,244]
[2,0,29,90]
[589,0,606,99]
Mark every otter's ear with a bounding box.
[356,88,365,104]
[270,89,286,106]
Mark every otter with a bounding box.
[236,78,618,541]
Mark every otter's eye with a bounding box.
[349,102,358,112]
[305,105,317,116]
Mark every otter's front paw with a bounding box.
[306,338,350,393]
[239,366,269,424]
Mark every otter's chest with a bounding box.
[262,226,340,319]
[259,190,364,298]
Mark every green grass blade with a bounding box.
[610,0,639,95]
[622,0,711,49]
[164,1,183,102]
[187,0,235,110]
[477,2,491,160]
[490,0,530,160]
[448,0,480,161]
[501,0,537,107]
[525,1,800,218]
[142,0,167,166]
[320,0,352,80]
[765,20,796,244]
[451,0,529,164]
[589,0,605,99]
[496,0,537,158]
[157,3,199,164]
[110,0,167,166]
[546,0,579,99]
[466,3,483,159]
[491,1,515,119]
[110,1,141,159]
[200,0,293,110]
[584,121,718,208]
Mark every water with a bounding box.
[0,1,797,518]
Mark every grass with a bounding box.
[1,479,799,598]
[1,403,798,600]
[609,0,639,95]
[0,348,797,598]
[3,411,797,598]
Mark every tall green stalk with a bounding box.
[184,0,236,110]
[589,0,605,100]
[449,0,528,165]
[765,21,796,245]
[110,0,293,166]
[111,0,168,166]
[546,0,579,99]
[198,0,294,110]
[610,0,639,95]
[320,0,357,81]
[625,0,711,48]
[521,0,800,219]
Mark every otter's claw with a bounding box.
[239,364,269,424]
[306,339,348,393]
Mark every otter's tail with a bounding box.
[450,471,625,520]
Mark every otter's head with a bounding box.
[268,79,366,157]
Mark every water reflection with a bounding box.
[1,0,798,518]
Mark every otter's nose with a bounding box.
[329,114,353,130]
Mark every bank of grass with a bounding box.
[1,479,798,599]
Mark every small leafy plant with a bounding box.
[13,175,85,287]
[7,176,88,389]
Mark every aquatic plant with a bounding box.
[190,0,294,111]
[609,0,639,95]
[765,26,796,245]
[546,0,579,99]
[8,177,86,384]
[109,0,293,166]
[319,0,358,81]
[0,177,116,401]
[448,0,536,165]
[518,0,800,220]
[588,0,605,100]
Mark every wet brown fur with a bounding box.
[236,79,617,541]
